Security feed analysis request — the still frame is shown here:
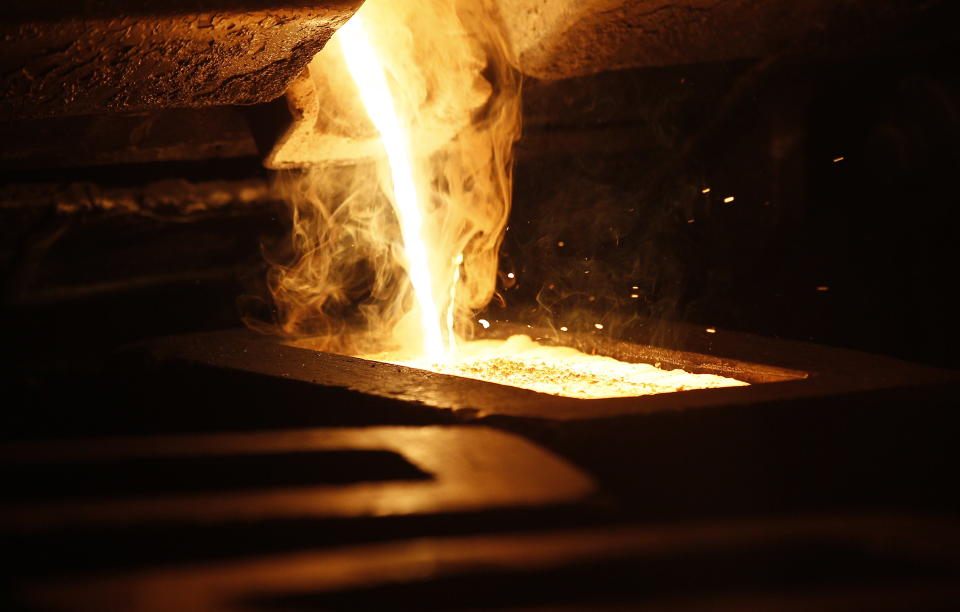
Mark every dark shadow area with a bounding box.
[247,536,959,611]
[2,450,430,502]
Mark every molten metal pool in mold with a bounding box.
[352,333,750,400]
[114,319,955,425]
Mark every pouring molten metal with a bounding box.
[276,0,748,399]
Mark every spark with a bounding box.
[723,196,735,204]
[701,188,711,194]
[560,326,568,332]
[594,323,604,330]
[833,156,845,163]
[557,241,565,247]
[507,272,515,279]
[630,294,639,299]
[705,327,716,334]
[478,318,490,329]
[816,286,830,292]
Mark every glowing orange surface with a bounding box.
[370,334,748,399]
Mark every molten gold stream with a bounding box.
[282,0,747,399]
[337,15,446,360]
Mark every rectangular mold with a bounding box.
[124,320,955,422]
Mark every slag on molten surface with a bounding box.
[273,0,749,400]
[372,334,747,400]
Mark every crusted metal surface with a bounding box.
[0,177,272,216]
[495,0,946,79]
[0,1,362,120]
[0,108,259,169]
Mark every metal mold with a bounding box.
[2,450,430,503]
[103,327,960,522]
[124,325,955,422]
[23,516,960,611]
[0,426,596,532]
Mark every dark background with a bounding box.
[493,22,960,369]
